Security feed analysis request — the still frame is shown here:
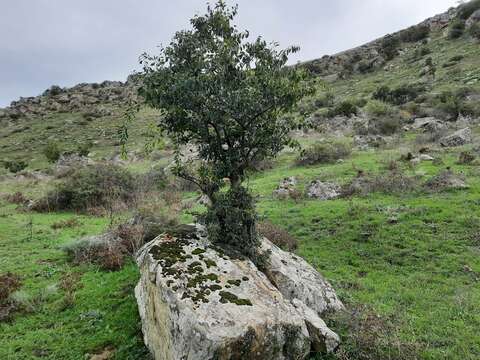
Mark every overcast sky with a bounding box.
[0,0,458,107]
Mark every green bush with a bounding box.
[314,92,335,108]
[469,22,480,40]
[296,140,352,166]
[3,160,27,173]
[365,100,393,117]
[43,142,62,163]
[400,25,430,42]
[457,0,480,20]
[357,61,374,74]
[371,116,403,136]
[380,35,401,60]
[36,164,136,212]
[329,100,358,117]
[76,141,93,157]
[449,20,466,39]
[373,84,426,105]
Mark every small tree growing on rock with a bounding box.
[129,1,312,261]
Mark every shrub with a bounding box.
[373,84,426,105]
[3,160,27,173]
[51,218,81,230]
[296,140,352,166]
[62,234,126,271]
[76,142,93,157]
[357,61,374,74]
[400,24,430,42]
[449,20,466,39]
[342,169,418,196]
[314,92,335,108]
[36,164,136,212]
[457,0,480,20]
[364,100,393,117]
[329,100,358,117]
[3,192,29,205]
[469,22,480,40]
[457,151,476,165]
[257,221,298,252]
[380,35,401,60]
[370,116,403,136]
[432,90,471,121]
[43,142,62,163]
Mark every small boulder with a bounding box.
[440,128,472,147]
[307,181,340,200]
[273,177,299,200]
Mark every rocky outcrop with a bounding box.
[135,225,342,360]
[413,117,447,133]
[306,181,341,201]
[440,127,472,147]
[0,79,137,123]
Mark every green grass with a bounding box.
[1,137,480,359]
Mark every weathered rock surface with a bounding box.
[413,117,446,132]
[306,181,341,200]
[135,225,342,360]
[260,238,344,315]
[440,127,472,147]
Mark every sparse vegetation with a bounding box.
[2,159,27,173]
[296,140,352,166]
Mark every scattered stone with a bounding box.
[440,128,472,147]
[273,176,299,200]
[466,9,480,27]
[412,117,446,132]
[418,154,435,161]
[306,181,340,200]
[425,169,468,191]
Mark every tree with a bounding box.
[131,1,312,260]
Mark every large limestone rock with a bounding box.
[440,127,472,147]
[135,225,342,360]
[412,117,446,132]
[272,177,298,200]
[260,238,344,315]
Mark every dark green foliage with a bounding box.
[43,141,62,163]
[449,20,466,39]
[3,160,27,173]
[370,116,403,136]
[37,164,136,212]
[380,35,401,60]
[134,1,311,258]
[329,100,358,117]
[469,22,480,40]
[457,0,480,20]
[76,141,93,157]
[42,85,63,97]
[357,61,374,74]
[204,186,260,260]
[372,84,426,105]
[400,24,430,42]
[432,89,473,121]
[296,140,352,166]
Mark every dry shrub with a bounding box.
[328,306,421,360]
[58,272,83,311]
[414,129,448,146]
[296,140,352,166]
[0,272,22,322]
[342,170,418,196]
[257,221,298,252]
[3,192,29,205]
[51,218,81,230]
[62,234,126,271]
[457,151,475,165]
[113,223,145,254]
